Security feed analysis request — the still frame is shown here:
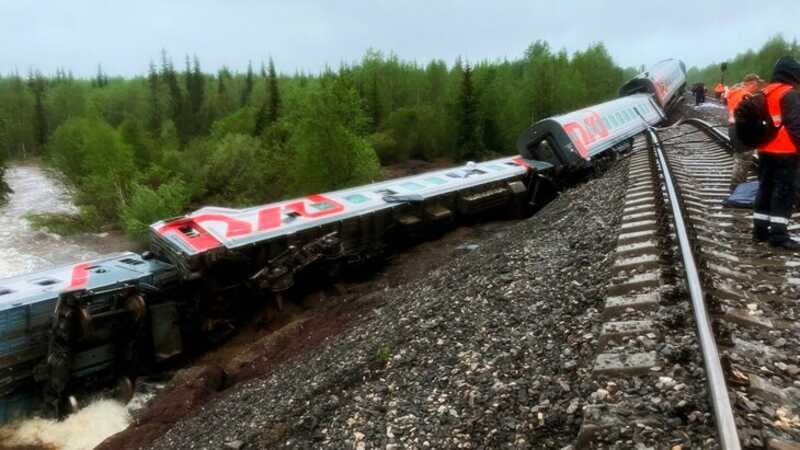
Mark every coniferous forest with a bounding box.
[0,36,795,240]
[688,36,800,86]
[0,41,630,239]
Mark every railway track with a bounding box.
[578,120,800,449]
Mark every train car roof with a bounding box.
[517,93,664,161]
[151,156,531,256]
[620,59,686,106]
[0,252,174,311]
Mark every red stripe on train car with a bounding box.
[69,263,91,289]
[511,157,530,169]
[259,194,346,232]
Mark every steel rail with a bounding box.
[646,127,741,450]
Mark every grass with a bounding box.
[25,212,98,236]
[375,345,393,365]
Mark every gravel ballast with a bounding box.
[140,159,631,450]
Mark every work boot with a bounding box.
[753,226,769,242]
[769,238,800,251]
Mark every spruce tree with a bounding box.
[147,61,162,135]
[267,58,280,124]
[241,61,254,107]
[184,55,206,137]
[455,63,484,160]
[95,64,108,88]
[160,52,187,145]
[27,72,48,152]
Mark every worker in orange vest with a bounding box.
[727,74,764,188]
[714,82,726,99]
[753,56,800,250]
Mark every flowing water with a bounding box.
[0,162,141,450]
[0,163,130,278]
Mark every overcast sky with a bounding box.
[1,0,797,77]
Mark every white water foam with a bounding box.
[0,399,130,450]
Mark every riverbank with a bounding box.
[0,161,133,278]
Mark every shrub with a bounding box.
[121,179,191,241]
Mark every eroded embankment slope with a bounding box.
[103,157,629,450]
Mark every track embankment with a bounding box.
[100,157,629,450]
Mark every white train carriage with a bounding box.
[150,157,534,282]
[516,93,665,173]
[0,252,178,421]
[619,59,687,109]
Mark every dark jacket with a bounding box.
[771,56,800,150]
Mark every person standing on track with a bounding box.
[753,56,800,250]
[693,83,706,105]
[727,74,764,188]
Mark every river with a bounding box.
[0,162,131,278]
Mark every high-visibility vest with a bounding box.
[759,82,797,154]
[726,86,747,124]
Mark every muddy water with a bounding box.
[0,162,130,278]
[0,162,139,450]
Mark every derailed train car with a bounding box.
[619,59,687,109]
[0,59,686,423]
[515,93,665,176]
[1,157,536,421]
[515,59,686,176]
[0,253,179,421]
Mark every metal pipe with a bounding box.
[647,128,741,450]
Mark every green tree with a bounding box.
[288,74,380,193]
[241,61,254,106]
[27,72,48,153]
[121,179,191,240]
[455,63,485,160]
[0,75,35,158]
[47,117,135,220]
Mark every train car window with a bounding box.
[33,279,58,286]
[283,211,301,223]
[602,117,610,129]
[120,258,145,266]
[446,172,464,178]
[87,265,108,273]
[529,139,560,166]
[401,181,425,191]
[465,168,487,176]
[425,177,447,185]
[345,194,369,204]
[614,112,623,124]
[374,189,397,196]
[310,201,336,211]
[178,225,199,237]
[609,115,619,127]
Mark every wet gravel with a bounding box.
[140,159,631,450]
